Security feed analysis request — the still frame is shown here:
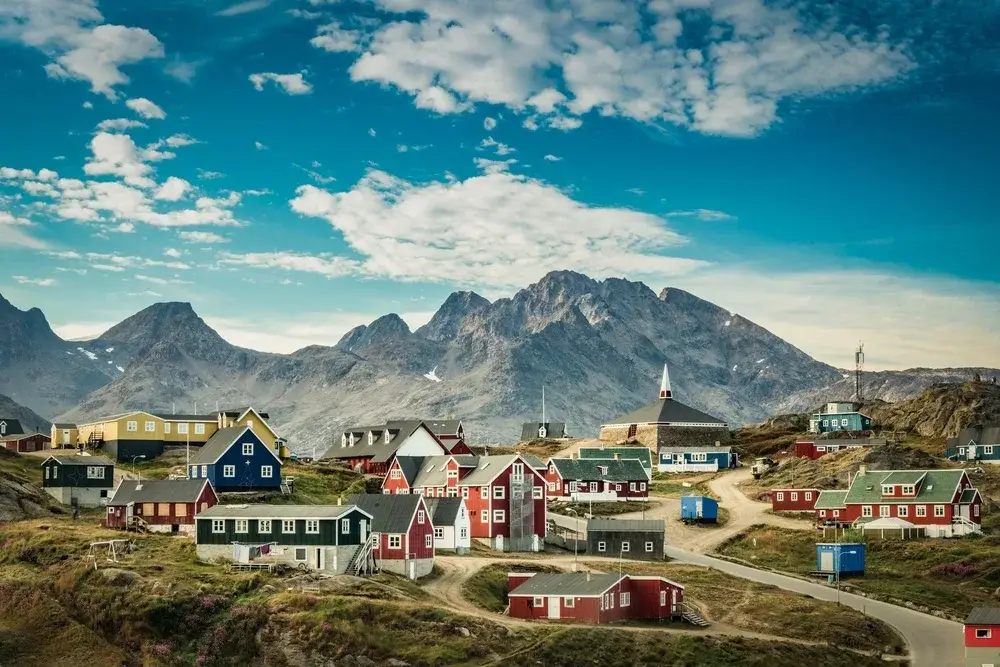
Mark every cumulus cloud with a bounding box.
[543,154,562,161]
[317,0,913,136]
[126,97,165,119]
[154,176,191,201]
[0,210,47,248]
[83,132,158,188]
[178,231,229,243]
[249,71,313,95]
[311,21,363,52]
[668,208,736,222]
[483,116,497,130]
[12,276,56,286]
[473,157,517,174]
[97,118,147,131]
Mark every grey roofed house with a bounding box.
[188,426,280,466]
[110,479,211,505]
[0,419,25,436]
[458,454,531,487]
[947,425,1000,448]
[605,397,726,427]
[657,445,732,454]
[394,453,536,488]
[548,458,648,482]
[197,504,364,519]
[44,454,115,467]
[522,455,546,471]
[347,494,423,534]
[587,518,665,533]
[423,497,463,526]
[966,607,1000,625]
[52,422,77,428]
[508,572,624,597]
[218,406,270,420]
[520,422,568,441]
[321,420,439,463]
[423,420,464,437]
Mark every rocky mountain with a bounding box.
[862,381,1000,438]
[0,393,51,434]
[1,271,996,452]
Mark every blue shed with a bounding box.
[816,543,866,576]
[680,495,718,523]
[658,446,736,473]
[187,426,281,493]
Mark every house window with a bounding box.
[164,423,171,434]
[294,548,307,561]
[861,505,872,517]
[261,466,273,478]
[629,482,636,492]
[819,510,827,517]
[384,431,391,444]
[460,527,468,539]
[816,446,826,452]
[511,462,524,481]
[902,485,915,495]
[175,503,188,516]
[880,505,891,517]
[660,590,667,606]
[959,447,966,455]
[259,519,272,533]
[481,510,488,523]
[897,505,908,517]
[45,467,50,480]
[548,482,556,492]
[177,423,188,435]
[372,533,380,548]
[597,541,606,552]
[158,503,171,515]
[569,481,578,493]
[390,469,401,479]
[532,486,543,499]
[341,434,347,448]
[916,505,927,517]
[589,482,598,492]
[212,519,225,533]
[447,469,458,478]
[975,504,980,517]
[462,486,469,499]
[242,443,253,456]
[368,432,374,445]
[306,520,319,534]
[341,518,350,534]
[934,505,945,517]
[881,485,893,495]
[144,421,155,432]
[195,423,205,435]
[822,420,829,427]
[620,592,630,607]
[775,492,784,501]
[235,520,248,533]
[493,510,505,523]
[986,446,995,455]
[645,541,654,553]
[126,421,137,432]
[533,596,544,607]
[640,482,646,491]
[389,535,402,549]
[621,542,630,552]
[201,465,208,477]
[832,510,840,517]
[692,452,707,462]
[87,466,105,479]
[841,418,848,426]
[480,487,489,500]
[790,492,798,501]
[190,465,199,478]
[493,486,505,499]
[223,465,235,478]
[616,483,622,492]
[282,520,295,533]
[418,510,425,524]
[425,534,432,548]
[977,629,992,639]
[434,527,444,539]
[804,491,813,501]
[564,597,575,608]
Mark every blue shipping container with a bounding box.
[680,496,718,522]
[816,543,866,575]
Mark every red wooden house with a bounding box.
[1,432,51,453]
[545,458,649,502]
[347,494,435,579]
[507,572,684,624]
[320,420,447,475]
[383,453,547,551]
[814,466,983,537]
[793,437,886,460]
[106,479,218,534]
[964,607,1000,667]
[770,488,819,512]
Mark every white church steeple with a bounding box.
[659,363,672,400]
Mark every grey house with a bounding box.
[520,422,568,441]
[41,454,115,508]
[586,518,666,560]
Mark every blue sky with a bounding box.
[1,0,998,369]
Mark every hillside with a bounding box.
[0,393,51,433]
[863,381,1000,438]
[2,271,997,452]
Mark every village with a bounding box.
[2,365,1000,667]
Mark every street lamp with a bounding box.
[130,455,146,480]
[835,548,857,605]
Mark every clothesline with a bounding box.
[232,542,279,563]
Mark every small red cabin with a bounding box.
[965,607,1000,666]
[507,572,684,624]
[106,479,217,534]
[1,432,51,453]
[770,488,819,512]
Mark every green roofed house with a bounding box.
[579,447,653,479]
[812,465,983,537]
[545,457,649,502]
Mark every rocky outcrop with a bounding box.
[0,450,57,522]
[864,381,1000,438]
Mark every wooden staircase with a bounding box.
[126,515,149,533]
[679,602,710,627]
[345,534,376,576]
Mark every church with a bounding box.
[599,364,730,454]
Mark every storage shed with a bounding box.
[815,542,866,576]
[587,518,666,560]
[680,495,718,523]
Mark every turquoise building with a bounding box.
[809,402,872,434]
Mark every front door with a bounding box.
[960,505,970,520]
[315,548,324,570]
[359,519,367,544]
[408,560,416,580]
[547,596,560,619]
[820,551,834,572]
[125,502,134,525]
[62,430,70,445]
[968,446,977,460]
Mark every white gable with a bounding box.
[396,425,447,457]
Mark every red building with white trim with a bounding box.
[770,488,819,512]
[347,493,435,579]
[383,453,547,551]
[793,437,886,460]
[545,458,649,501]
[1,432,51,453]
[964,607,1000,667]
[106,479,218,534]
[320,421,447,475]
[507,572,684,624]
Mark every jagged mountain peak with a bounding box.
[94,301,229,359]
[417,290,491,342]
[337,313,411,351]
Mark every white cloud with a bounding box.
[368,128,376,137]
[125,290,161,297]
[178,231,229,244]
[216,0,271,16]
[219,251,361,277]
[55,267,87,275]
[12,275,56,286]
[97,118,147,131]
[82,101,94,109]
[543,154,562,161]
[43,251,190,271]
[164,248,183,258]
[249,72,313,95]
[134,274,192,285]
[326,0,913,137]
[164,57,204,83]
[627,187,645,195]
[197,169,225,180]
[162,134,199,148]
[255,141,267,150]
[479,136,515,156]
[483,116,497,130]
[311,21,363,52]
[473,157,517,174]
[83,132,157,187]
[154,176,191,201]
[126,97,166,119]
[668,209,736,222]
[110,221,134,233]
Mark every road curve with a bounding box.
[666,545,963,667]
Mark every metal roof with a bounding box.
[0,419,25,435]
[347,494,422,534]
[423,420,463,436]
[880,471,927,486]
[151,413,217,422]
[52,422,77,428]
[45,454,114,467]
[549,458,648,482]
[587,518,665,533]
[0,432,48,442]
[960,488,980,503]
[110,479,211,505]
[197,504,362,519]
[320,421,439,463]
[187,426,278,466]
[948,425,1000,448]
[423,497,463,525]
[814,490,848,509]
[520,422,567,441]
[657,445,731,454]
[844,469,967,505]
[603,397,727,428]
[508,572,624,597]
[579,447,652,469]
[967,608,1000,625]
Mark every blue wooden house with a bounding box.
[657,446,736,473]
[809,402,872,434]
[946,425,1000,464]
[188,426,282,492]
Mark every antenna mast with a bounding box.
[542,385,546,425]
[854,341,865,402]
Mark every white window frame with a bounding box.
[372,533,380,548]
[564,596,574,608]
[775,492,784,501]
[841,418,848,426]
[975,504,980,517]
[341,518,350,534]
[261,465,273,478]
[417,509,425,524]
[493,486,505,499]
[200,464,208,478]
[462,486,469,499]
[532,486,543,499]
[986,445,995,455]
[390,469,401,479]
[692,452,707,462]
[597,541,606,552]
[861,505,873,517]
[87,466,105,479]
[144,421,155,433]
[212,519,225,533]
[916,505,927,517]
[223,465,235,478]
[790,492,798,501]
[235,519,248,533]
[640,482,646,491]
[447,469,458,479]
[460,527,468,539]
[620,592,630,607]
[126,421,137,432]
[897,505,908,517]
[294,548,307,562]
[934,504,945,517]
[480,487,489,500]
[660,590,667,606]
[880,505,891,518]
[282,519,296,533]
[621,542,630,552]
[242,442,254,456]
[164,423,171,434]
[493,510,505,523]
[177,423,189,435]
[533,596,544,607]
[389,535,402,549]
[902,485,915,495]
[976,629,992,639]
[195,423,205,435]
[645,541,654,553]
[832,510,840,518]
[259,519,272,533]
[805,492,812,501]
[881,485,893,495]
[819,510,827,517]
[434,527,444,539]
[481,510,488,523]
[306,519,320,534]
[425,534,432,548]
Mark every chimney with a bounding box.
[659,363,672,400]
[858,464,867,475]
[586,571,591,582]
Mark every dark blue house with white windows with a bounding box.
[187,426,282,492]
[657,445,737,473]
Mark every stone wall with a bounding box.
[196,543,359,574]
[44,486,106,508]
[601,424,730,452]
[599,425,659,451]
[376,557,435,579]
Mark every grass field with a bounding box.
[717,525,1000,618]
[462,562,564,613]
[548,499,654,517]
[650,474,718,500]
